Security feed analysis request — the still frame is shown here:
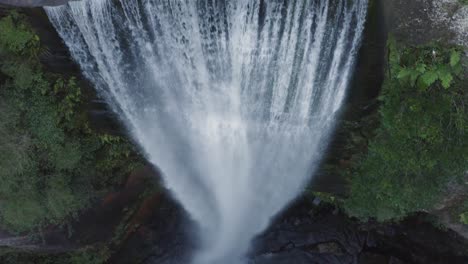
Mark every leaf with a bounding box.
[397,67,412,79]
[438,71,453,89]
[435,64,454,89]
[450,50,461,67]
[416,63,427,73]
[409,70,420,86]
[420,70,438,88]
[452,63,463,76]
[397,68,420,86]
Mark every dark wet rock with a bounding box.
[250,201,365,264]
[311,0,386,196]
[366,217,468,264]
[252,250,354,264]
[104,198,468,264]
[358,252,407,264]
[108,193,192,264]
[245,200,468,264]
[3,195,468,264]
[252,214,365,256]
[0,0,73,7]
[313,242,345,255]
[382,0,467,46]
[382,0,453,45]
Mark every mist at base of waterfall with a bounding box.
[46,0,367,262]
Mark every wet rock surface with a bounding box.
[3,189,467,264]
[112,198,468,264]
[246,200,468,264]
[382,0,468,46]
[108,189,192,264]
[250,203,365,264]
[0,0,73,7]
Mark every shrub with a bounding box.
[0,11,39,56]
[0,12,142,233]
[344,37,467,221]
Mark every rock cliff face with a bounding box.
[0,0,72,7]
[432,0,468,46]
[383,0,468,46]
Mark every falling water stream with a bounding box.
[46,0,367,263]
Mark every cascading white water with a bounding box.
[46,0,367,262]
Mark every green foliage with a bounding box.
[0,11,39,57]
[51,77,82,125]
[456,200,468,225]
[0,12,142,233]
[345,37,467,221]
[460,213,468,225]
[97,135,136,173]
[390,37,463,91]
[69,246,110,264]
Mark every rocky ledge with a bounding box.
[0,0,73,7]
[383,0,468,46]
[112,197,468,264]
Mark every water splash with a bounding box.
[46,0,367,262]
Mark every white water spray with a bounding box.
[46,0,367,262]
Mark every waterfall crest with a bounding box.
[46,0,367,262]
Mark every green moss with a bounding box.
[0,11,39,57]
[460,213,468,225]
[0,12,143,233]
[344,37,467,221]
[455,200,468,225]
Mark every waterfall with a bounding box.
[46,0,367,262]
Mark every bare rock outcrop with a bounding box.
[0,0,73,7]
[383,0,468,46]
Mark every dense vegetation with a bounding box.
[0,11,142,233]
[344,37,467,221]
